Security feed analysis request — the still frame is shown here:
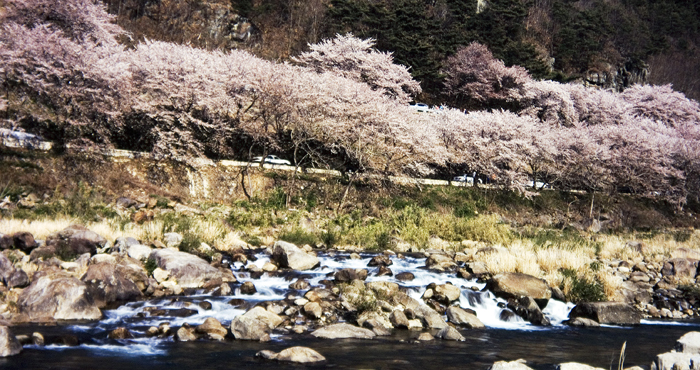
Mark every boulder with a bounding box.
[240,281,257,295]
[557,363,605,370]
[430,283,462,304]
[149,249,231,288]
[237,307,283,329]
[176,326,198,341]
[108,327,134,340]
[390,310,410,329]
[362,318,392,336]
[0,326,22,357]
[289,279,309,290]
[366,281,400,298]
[652,352,700,370]
[231,316,270,341]
[303,302,322,319]
[195,317,228,340]
[163,233,183,249]
[568,302,642,325]
[436,326,465,341]
[564,317,600,327]
[81,261,145,308]
[486,273,552,305]
[37,225,107,260]
[413,305,447,329]
[396,272,415,281]
[7,269,30,288]
[446,306,485,328]
[257,346,326,363]
[416,332,434,341]
[661,258,699,281]
[18,270,102,321]
[0,253,16,284]
[489,360,534,370]
[676,332,700,354]
[113,237,140,253]
[127,244,152,261]
[271,241,319,271]
[368,255,392,267]
[426,254,457,271]
[335,268,368,282]
[376,266,393,277]
[311,323,376,339]
[0,232,38,253]
[507,296,551,326]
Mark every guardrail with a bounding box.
[0,135,520,190]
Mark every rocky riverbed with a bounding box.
[0,224,699,369]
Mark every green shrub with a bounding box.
[320,231,338,248]
[144,258,158,276]
[560,268,606,303]
[375,231,391,250]
[279,228,318,246]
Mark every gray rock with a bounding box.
[361,318,392,336]
[507,296,551,326]
[335,268,368,282]
[271,241,319,271]
[0,326,22,357]
[446,306,485,328]
[425,254,457,271]
[18,270,102,321]
[236,307,283,329]
[240,281,257,295]
[652,352,700,370]
[390,310,410,329]
[231,316,270,341]
[564,317,600,327]
[413,305,447,329]
[568,302,642,326]
[676,331,700,354]
[311,323,376,339]
[37,225,107,260]
[661,258,699,281]
[436,326,465,341]
[163,233,183,248]
[396,272,415,281]
[416,332,434,341]
[113,237,140,253]
[257,346,326,363]
[431,283,462,304]
[149,249,230,288]
[82,260,146,308]
[557,363,605,370]
[486,273,552,305]
[489,360,534,370]
[127,244,152,261]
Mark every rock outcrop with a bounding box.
[486,273,552,305]
[149,249,232,288]
[0,326,22,357]
[81,259,146,308]
[18,269,102,321]
[257,346,326,363]
[311,323,376,339]
[568,302,642,326]
[271,241,319,271]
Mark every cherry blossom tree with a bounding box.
[293,34,422,104]
[443,42,532,110]
[621,84,700,128]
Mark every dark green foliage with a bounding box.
[320,230,338,248]
[375,230,391,250]
[144,258,158,276]
[560,268,606,303]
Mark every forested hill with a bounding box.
[103,0,700,102]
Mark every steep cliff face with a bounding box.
[103,0,261,50]
[583,61,649,92]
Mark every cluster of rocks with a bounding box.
[0,223,698,364]
[604,245,700,320]
[487,331,700,370]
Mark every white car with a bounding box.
[453,174,479,185]
[252,155,291,165]
[410,103,433,113]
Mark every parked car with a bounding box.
[410,103,433,113]
[252,155,291,165]
[453,174,478,185]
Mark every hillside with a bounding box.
[101,0,700,102]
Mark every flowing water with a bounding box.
[3,251,699,369]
